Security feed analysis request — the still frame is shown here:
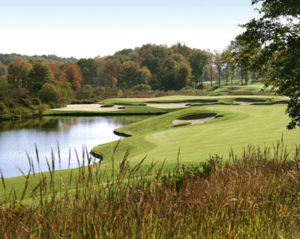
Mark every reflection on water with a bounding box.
[0,116,148,178]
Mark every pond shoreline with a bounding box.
[0,113,43,122]
[42,112,165,117]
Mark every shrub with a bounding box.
[93,86,105,98]
[18,97,33,108]
[37,103,49,114]
[210,85,219,91]
[0,101,10,117]
[132,84,152,91]
[31,97,41,106]
[39,83,60,103]
[10,106,32,118]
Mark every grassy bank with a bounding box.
[0,144,299,238]
[43,105,174,116]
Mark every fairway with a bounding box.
[92,104,300,168]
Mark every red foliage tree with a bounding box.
[48,64,66,82]
[62,64,82,89]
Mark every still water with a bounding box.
[0,116,145,178]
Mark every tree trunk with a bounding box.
[240,65,243,85]
[245,70,248,85]
[210,66,213,87]
[226,70,228,86]
[218,68,221,87]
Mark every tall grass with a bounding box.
[0,142,299,238]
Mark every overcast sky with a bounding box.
[0,0,259,58]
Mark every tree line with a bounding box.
[76,43,257,90]
[0,43,258,120]
[0,43,258,93]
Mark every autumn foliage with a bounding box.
[62,64,82,89]
[6,59,32,88]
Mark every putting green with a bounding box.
[92,104,300,169]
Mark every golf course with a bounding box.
[1,94,299,238]
[1,0,299,236]
[41,95,298,171]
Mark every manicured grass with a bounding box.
[212,84,273,94]
[43,105,173,116]
[92,104,300,170]
[42,95,287,118]
[99,95,282,105]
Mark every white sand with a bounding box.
[173,116,215,125]
[236,101,252,106]
[52,104,122,112]
[147,103,188,109]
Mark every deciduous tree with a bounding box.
[235,0,300,128]
[0,62,6,79]
[6,59,32,88]
[159,55,191,91]
[190,50,209,87]
[28,61,54,93]
[62,64,83,89]
[118,62,151,89]
[214,51,224,87]
[77,58,97,85]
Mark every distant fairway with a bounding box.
[92,104,300,169]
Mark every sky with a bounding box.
[0,0,260,59]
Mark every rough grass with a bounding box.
[0,143,299,238]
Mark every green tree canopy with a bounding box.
[159,54,192,91]
[0,62,6,79]
[6,59,32,88]
[190,50,209,86]
[77,58,97,85]
[28,61,54,93]
[118,62,152,89]
[236,0,300,128]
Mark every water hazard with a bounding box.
[0,116,146,177]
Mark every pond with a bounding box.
[0,116,146,178]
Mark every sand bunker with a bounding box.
[173,117,215,125]
[173,114,216,126]
[52,104,122,112]
[236,101,252,106]
[147,103,188,109]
